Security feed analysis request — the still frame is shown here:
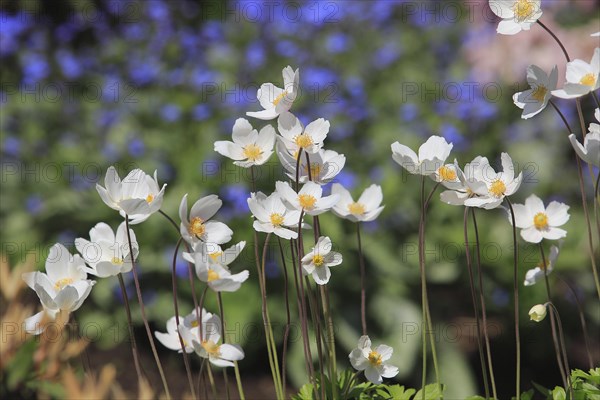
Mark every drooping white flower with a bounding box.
[247,192,302,239]
[301,236,342,285]
[155,314,196,354]
[277,112,329,155]
[22,244,95,330]
[513,65,558,119]
[462,153,522,210]
[391,135,453,176]
[187,311,245,368]
[529,304,547,322]
[214,118,276,167]
[568,108,600,167]
[509,194,569,243]
[183,250,249,293]
[24,307,60,335]
[275,181,339,216]
[489,0,542,35]
[179,194,233,247]
[552,48,600,99]
[331,183,384,222]
[278,144,346,185]
[524,245,559,286]
[349,335,399,384]
[74,222,138,278]
[96,166,166,224]
[246,66,299,120]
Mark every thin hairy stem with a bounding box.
[117,274,144,387]
[124,216,171,399]
[504,199,520,400]
[356,222,368,336]
[321,285,338,399]
[536,20,570,62]
[547,303,574,398]
[206,363,218,399]
[419,177,428,398]
[217,293,236,400]
[277,237,292,394]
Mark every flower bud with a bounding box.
[528,304,547,322]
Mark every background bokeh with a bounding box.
[1,0,599,398]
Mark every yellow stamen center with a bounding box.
[489,179,506,198]
[111,257,123,265]
[298,194,317,209]
[207,269,220,282]
[438,166,457,182]
[303,163,321,178]
[189,217,206,237]
[243,144,262,161]
[580,73,597,87]
[313,254,325,267]
[209,251,223,261]
[273,91,288,106]
[513,0,535,21]
[54,277,74,290]
[190,320,199,328]
[270,213,285,227]
[295,134,313,149]
[348,202,366,215]
[537,260,551,271]
[533,212,549,230]
[146,194,154,203]
[368,350,382,366]
[201,340,221,357]
[530,85,548,102]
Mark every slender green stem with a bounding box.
[206,363,218,399]
[463,208,490,399]
[547,303,574,398]
[536,20,570,62]
[471,210,497,399]
[117,273,145,387]
[124,216,171,399]
[419,177,428,399]
[277,237,292,395]
[217,293,238,400]
[321,285,338,399]
[504,199,520,400]
[356,222,367,336]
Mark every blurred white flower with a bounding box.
[529,304,547,322]
[489,0,542,35]
[462,153,522,210]
[277,112,329,155]
[301,236,342,285]
[391,135,453,176]
[22,244,95,333]
[509,194,569,243]
[568,108,600,167]
[349,335,399,384]
[23,307,60,335]
[96,166,166,224]
[278,145,346,185]
[75,222,138,277]
[186,311,245,368]
[183,249,249,293]
[513,65,558,119]
[179,194,233,247]
[247,66,299,120]
[552,48,600,99]
[524,245,559,286]
[275,181,339,216]
[247,192,301,239]
[331,183,384,222]
[214,118,275,167]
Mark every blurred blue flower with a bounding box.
[190,68,218,90]
[492,288,509,307]
[274,40,299,58]
[433,100,451,116]
[122,22,149,41]
[346,76,365,99]
[400,103,419,122]
[102,142,120,162]
[201,21,223,42]
[369,166,384,183]
[265,259,280,278]
[160,104,181,122]
[329,121,353,141]
[440,123,467,150]
[2,136,21,157]
[128,138,145,157]
[192,104,212,121]
[221,184,250,215]
[331,169,357,190]
[373,42,401,69]
[164,245,188,278]
[147,0,170,22]
[55,22,80,43]
[57,230,76,245]
[26,195,44,215]
[304,66,338,87]
[71,173,94,191]
[22,53,49,84]
[56,50,82,79]
[96,109,120,128]
[246,41,266,69]
[0,12,30,55]
[326,32,350,54]
[128,58,160,86]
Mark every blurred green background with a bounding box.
[1,0,599,398]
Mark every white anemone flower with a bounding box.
[552,48,600,99]
[75,222,138,278]
[489,0,542,35]
[193,241,246,273]
[246,66,299,120]
[23,307,61,335]
[179,194,233,247]
[568,108,600,167]
[96,166,166,224]
[301,236,342,285]
[524,245,559,286]
[275,181,339,216]
[214,118,275,167]
[277,112,329,155]
[432,160,463,191]
[509,194,569,243]
[391,135,453,176]
[155,308,213,354]
[183,250,249,293]
[462,153,522,210]
[187,311,245,368]
[278,144,346,185]
[439,160,481,206]
[247,192,301,239]
[349,335,399,384]
[22,244,95,334]
[331,183,384,222]
[513,65,558,119]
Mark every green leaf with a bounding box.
[413,383,444,400]
[292,383,315,400]
[551,386,566,400]
[386,384,416,400]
